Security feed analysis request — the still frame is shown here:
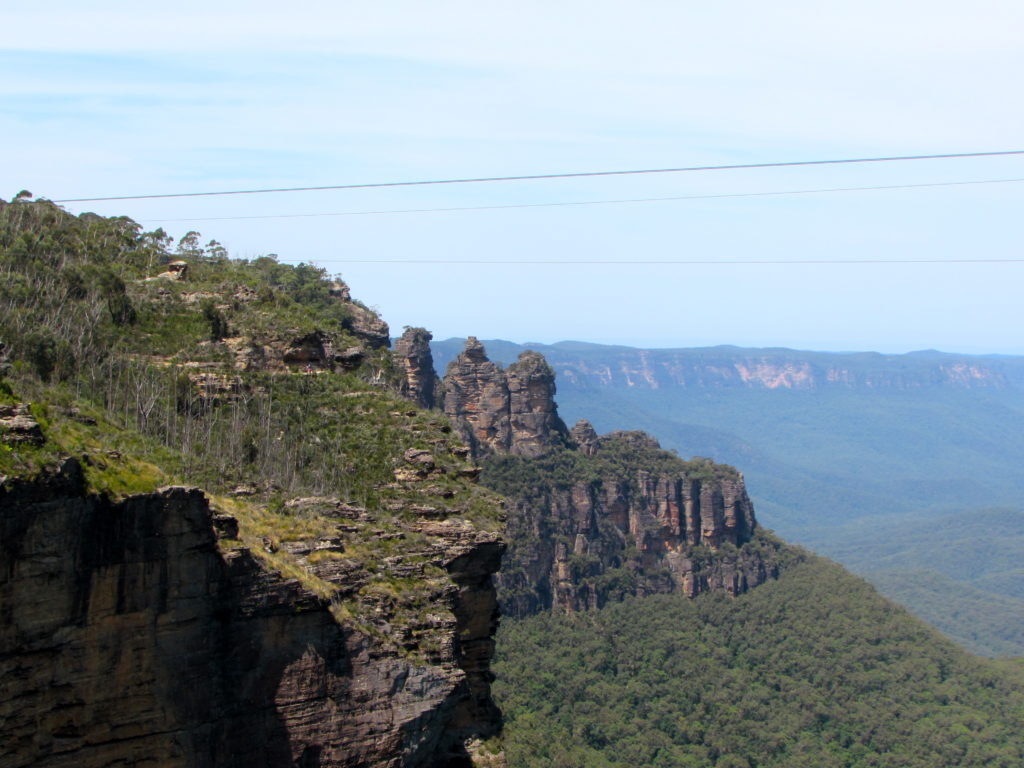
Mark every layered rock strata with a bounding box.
[0,464,503,768]
[0,403,44,445]
[329,280,391,350]
[225,330,366,374]
[281,329,365,371]
[443,338,566,459]
[342,303,390,350]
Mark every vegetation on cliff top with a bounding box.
[481,431,740,502]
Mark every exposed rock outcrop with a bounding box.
[148,260,189,281]
[223,331,364,374]
[0,465,504,768]
[0,403,44,445]
[281,330,365,371]
[443,338,513,457]
[342,304,390,350]
[394,328,439,409]
[443,338,566,460]
[209,280,389,372]
[323,278,389,349]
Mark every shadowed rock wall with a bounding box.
[0,464,502,768]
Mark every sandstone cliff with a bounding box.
[0,461,503,768]
[483,428,779,618]
[443,338,566,460]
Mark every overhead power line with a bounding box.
[55,150,1024,203]
[313,257,1024,266]
[142,176,1024,223]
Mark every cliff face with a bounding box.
[443,338,566,460]
[484,429,778,618]
[0,462,503,768]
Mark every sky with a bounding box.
[4,1,1024,353]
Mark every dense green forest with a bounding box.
[493,554,1024,768]
[821,508,1024,657]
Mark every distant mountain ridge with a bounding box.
[432,339,1024,391]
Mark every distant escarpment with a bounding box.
[431,339,1024,391]
[441,339,780,618]
[0,460,503,768]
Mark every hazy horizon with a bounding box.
[428,335,1024,359]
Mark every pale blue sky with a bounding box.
[4,1,1024,353]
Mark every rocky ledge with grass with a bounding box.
[0,431,505,768]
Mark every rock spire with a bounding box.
[393,327,439,409]
[443,338,567,459]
